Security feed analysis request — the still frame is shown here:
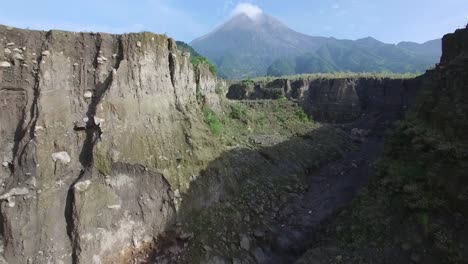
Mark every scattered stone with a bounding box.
[6,196,15,207]
[112,54,117,59]
[83,91,93,98]
[41,50,50,57]
[253,230,264,238]
[13,53,24,60]
[335,255,343,262]
[2,161,9,167]
[51,151,71,164]
[107,204,121,210]
[202,245,212,252]
[74,180,91,192]
[4,48,11,54]
[97,56,108,64]
[136,41,142,47]
[179,232,194,240]
[93,116,105,126]
[12,48,22,53]
[240,235,250,250]
[0,61,11,68]
[6,42,15,46]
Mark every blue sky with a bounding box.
[0,0,466,44]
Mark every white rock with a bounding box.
[41,50,50,56]
[74,180,91,192]
[2,161,9,167]
[136,41,142,47]
[4,48,11,54]
[83,117,89,123]
[6,197,15,207]
[94,116,105,126]
[112,54,117,58]
[13,53,24,60]
[0,187,30,200]
[97,56,107,64]
[240,235,250,250]
[0,61,11,68]
[51,151,71,164]
[55,180,65,188]
[12,48,22,53]
[73,62,79,67]
[34,126,44,132]
[107,204,121,210]
[83,91,93,98]
[6,42,14,46]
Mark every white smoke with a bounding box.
[232,3,263,20]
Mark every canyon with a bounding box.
[0,23,467,264]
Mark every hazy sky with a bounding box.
[0,0,466,43]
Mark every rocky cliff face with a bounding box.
[0,25,224,264]
[294,26,468,264]
[227,76,420,124]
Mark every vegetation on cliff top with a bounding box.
[176,41,217,74]
[252,72,422,82]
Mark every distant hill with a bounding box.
[190,13,441,79]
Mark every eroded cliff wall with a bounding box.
[0,25,224,264]
[227,76,420,124]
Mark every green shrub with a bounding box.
[295,110,309,123]
[202,106,223,135]
[277,95,288,102]
[191,56,217,75]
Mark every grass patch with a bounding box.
[295,109,310,123]
[202,106,223,136]
[229,103,246,120]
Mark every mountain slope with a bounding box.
[191,13,330,79]
[191,13,441,79]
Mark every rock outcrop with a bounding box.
[0,25,224,264]
[227,76,420,124]
[294,25,468,264]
